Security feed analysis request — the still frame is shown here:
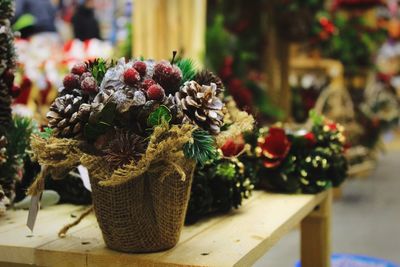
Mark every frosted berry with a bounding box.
[123,68,141,87]
[142,79,156,91]
[133,61,147,77]
[63,74,80,89]
[147,84,165,101]
[152,60,182,94]
[80,72,93,82]
[71,62,87,76]
[81,77,98,94]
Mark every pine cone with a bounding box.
[47,94,90,138]
[0,135,7,165]
[163,95,184,123]
[101,130,147,168]
[195,70,224,94]
[176,81,224,134]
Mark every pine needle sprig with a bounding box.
[183,129,218,166]
[176,58,197,84]
[86,58,115,84]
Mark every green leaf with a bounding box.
[176,58,197,83]
[38,127,53,140]
[183,129,218,166]
[309,109,324,126]
[147,105,172,127]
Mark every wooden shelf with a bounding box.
[0,190,332,267]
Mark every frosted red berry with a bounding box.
[133,61,147,77]
[123,68,141,87]
[63,74,80,89]
[142,79,156,91]
[71,62,87,76]
[80,72,93,82]
[81,77,98,94]
[152,60,182,94]
[147,84,165,101]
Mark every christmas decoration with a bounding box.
[0,0,16,132]
[176,81,224,134]
[186,156,254,224]
[28,55,254,253]
[253,111,348,194]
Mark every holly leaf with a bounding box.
[147,105,172,127]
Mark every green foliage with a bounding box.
[183,129,218,166]
[147,105,172,127]
[86,58,114,84]
[186,157,254,224]
[37,127,53,140]
[309,109,324,126]
[176,58,197,84]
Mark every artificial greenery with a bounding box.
[176,58,197,84]
[254,111,348,194]
[183,129,219,166]
[186,157,254,224]
[86,58,115,84]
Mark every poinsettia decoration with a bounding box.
[250,111,348,194]
[255,127,291,168]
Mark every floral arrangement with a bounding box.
[251,111,348,194]
[28,54,254,252]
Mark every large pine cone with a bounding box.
[176,81,224,134]
[47,94,91,138]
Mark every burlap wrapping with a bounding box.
[28,108,254,253]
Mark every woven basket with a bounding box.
[90,160,195,253]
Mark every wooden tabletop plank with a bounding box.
[0,205,90,264]
[34,193,265,267]
[0,191,328,267]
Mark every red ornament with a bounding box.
[257,127,291,168]
[133,61,147,77]
[142,79,156,91]
[123,68,141,87]
[304,132,317,146]
[81,77,98,94]
[327,122,338,131]
[71,62,87,76]
[147,84,165,101]
[220,136,245,157]
[63,73,79,89]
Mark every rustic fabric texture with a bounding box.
[29,124,196,252]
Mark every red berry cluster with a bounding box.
[63,62,98,95]
[122,60,182,102]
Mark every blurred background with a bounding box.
[1,0,400,266]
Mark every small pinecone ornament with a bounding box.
[195,70,224,94]
[0,135,7,165]
[176,81,224,134]
[101,130,147,167]
[47,94,91,138]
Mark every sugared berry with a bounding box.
[123,68,141,87]
[152,60,182,94]
[81,77,98,94]
[142,79,156,91]
[63,74,80,89]
[147,84,165,101]
[133,61,147,77]
[71,62,87,75]
[80,72,93,82]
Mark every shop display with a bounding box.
[250,111,348,194]
[28,55,253,252]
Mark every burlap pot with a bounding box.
[89,160,195,253]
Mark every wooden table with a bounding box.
[0,190,332,267]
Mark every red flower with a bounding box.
[257,127,291,168]
[304,132,317,145]
[220,136,245,157]
[327,122,338,131]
